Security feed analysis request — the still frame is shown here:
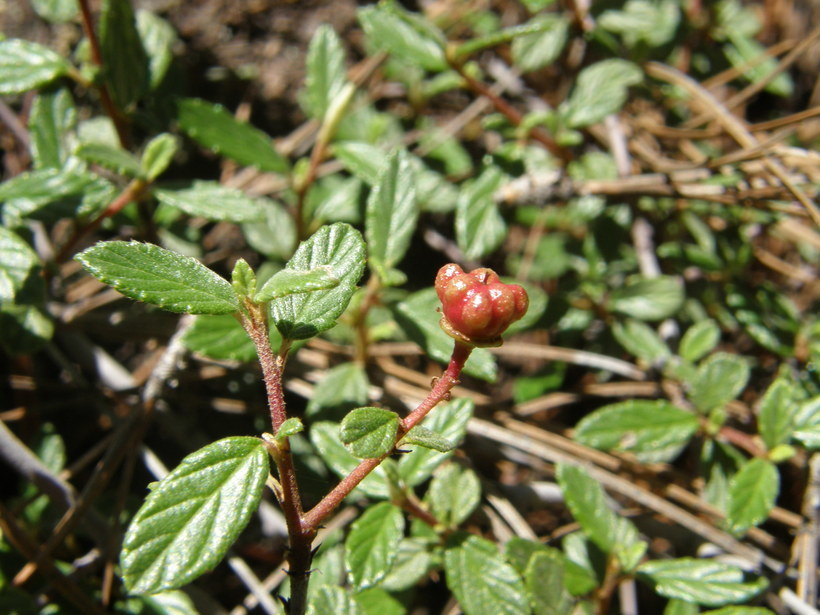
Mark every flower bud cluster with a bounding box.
[435,263,528,347]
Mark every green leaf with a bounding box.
[401,426,455,453]
[455,167,507,260]
[75,142,144,178]
[340,407,400,459]
[394,288,497,382]
[724,32,793,97]
[726,457,778,533]
[679,319,721,363]
[792,396,820,449]
[28,87,76,169]
[180,314,262,362]
[380,537,436,591]
[758,378,798,451]
[353,587,406,615]
[0,227,39,302]
[560,59,642,128]
[230,258,257,299]
[345,502,405,589]
[333,142,386,186]
[688,352,750,413]
[310,422,391,499]
[444,532,530,615]
[636,558,767,606]
[525,551,575,615]
[241,200,296,261]
[664,600,700,615]
[511,15,568,72]
[308,586,361,615]
[276,417,304,440]
[121,436,269,594]
[612,319,671,364]
[302,24,349,120]
[598,0,680,47]
[255,267,339,303]
[141,133,178,181]
[136,10,177,89]
[76,241,240,315]
[176,98,289,173]
[429,463,481,526]
[30,0,78,23]
[366,150,419,282]
[154,182,267,223]
[398,398,474,486]
[307,363,369,420]
[556,464,646,570]
[608,275,684,321]
[130,589,202,615]
[358,2,447,72]
[271,223,366,340]
[0,39,70,95]
[702,608,775,615]
[99,0,150,109]
[0,304,54,355]
[574,400,699,463]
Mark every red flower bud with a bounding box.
[435,263,529,347]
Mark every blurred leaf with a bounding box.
[0,39,70,95]
[664,600,700,615]
[176,98,289,173]
[608,275,684,321]
[271,223,366,340]
[354,587,406,615]
[100,0,150,109]
[181,314,259,361]
[76,142,144,178]
[155,182,267,222]
[76,240,240,315]
[612,319,671,364]
[560,59,642,128]
[366,150,419,283]
[130,589,202,615]
[511,15,568,72]
[726,457,778,533]
[333,141,386,185]
[637,558,767,606]
[688,352,750,413]
[255,267,338,303]
[307,363,369,420]
[0,227,39,302]
[792,396,820,450]
[702,607,775,615]
[141,133,178,181]
[443,532,529,615]
[345,502,405,588]
[525,551,575,615]
[598,0,680,47]
[758,378,798,451]
[136,10,177,88]
[679,319,721,363]
[574,400,699,463]
[340,407,400,459]
[308,586,361,615]
[121,437,269,594]
[724,32,793,97]
[381,537,436,591]
[28,87,76,169]
[303,24,349,119]
[455,167,507,260]
[241,200,296,261]
[30,0,77,22]
[401,426,455,453]
[429,463,481,526]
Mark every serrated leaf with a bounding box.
[75,142,144,178]
[309,422,391,499]
[556,463,646,570]
[358,2,447,72]
[345,502,405,589]
[303,24,349,120]
[758,379,798,451]
[255,267,338,303]
[0,39,70,95]
[28,87,76,169]
[444,532,529,615]
[154,182,267,222]
[76,241,240,315]
[136,10,177,89]
[176,98,289,173]
[366,150,418,282]
[726,458,778,533]
[612,319,671,364]
[401,426,455,453]
[574,400,698,463]
[394,288,496,382]
[276,417,304,440]
[455,167,507,260]
[121,437,269,594]
[511,15,568,72]
[142,133,178,181]
[688,352,750,413]
[608,275,684,321]
[679,319,721,363]
[525,551,575,615]
[0,227,39,302]
[398,398,473,486]
[100,0,149,109]
[560,59,642,128]
[180,314,259,361]
[340,407,399,459]
[637,558,767,606]
[429,463,481,526]
[270,223,366,340]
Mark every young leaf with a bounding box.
[443,532,530,615]
[231,258,257,299]
[0,39,70,95]
[121,437,269,594]
[75,142,144,178]
[688,352,750,413]
[128,589,202,615]
[560,59,642,128]
[401,426,455,453]
[726,458,778,533]
[612,319,671,364]
[573,400,698,463]
[270,223,366,340]
[525,551,575,615]
[154,182,267,222]
[99,0,150,110]
[679,319,721,363]
[303,24,349,120]
[455,167,507,260]
[28,87,76,169]
[757,378,798,451]
[136,10,177,89]
[180,314,258,362]
[345,502,405,589]
[141,133,178,181]
[366,150,419,283]
[607,275,684,321]
[176,98,289,173]
[511,15,569,73]
[428,463,481,526]
[340,407,400,459]
[76,241,240,315]
[636,558,767,606]
[275,417,304,440]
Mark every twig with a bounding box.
[491,342,646,381]
[227,556,283,615]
